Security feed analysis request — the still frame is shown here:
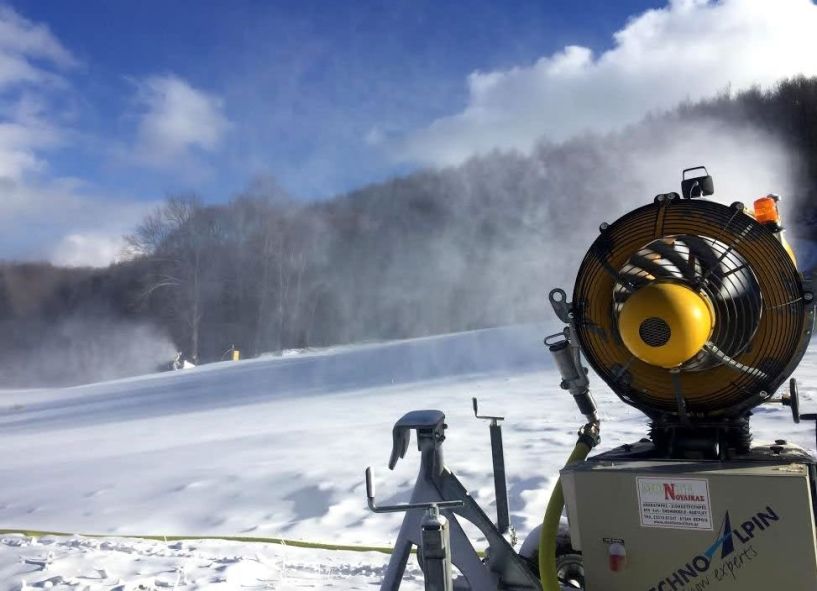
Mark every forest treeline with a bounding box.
[3,77,817,386]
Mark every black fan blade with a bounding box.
[647,240,698,283]
[680,235,724,279]
[629,252,682,281]
[616,270,652,291]
[703,343,768,380]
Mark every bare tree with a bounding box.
[125,194,221,361]
[232,188,305,355]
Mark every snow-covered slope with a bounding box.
[0,324,815,589]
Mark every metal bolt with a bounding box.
[804,292,814,303]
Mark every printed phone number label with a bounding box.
[636,477,713,531]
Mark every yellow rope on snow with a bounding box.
[0,529,403,555]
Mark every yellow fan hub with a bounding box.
[618,282,714,368]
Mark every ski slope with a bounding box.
[0,324,815,590]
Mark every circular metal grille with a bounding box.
[639,317,671,347]
[572,197,813,418]
[614,235,762,372]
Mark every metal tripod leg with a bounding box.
[447,516,501,591]
[381,512,416,591]
[379,478,498,591]
[376,409,540,591]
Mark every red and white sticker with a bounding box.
[636,477,713,531]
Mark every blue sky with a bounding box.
[2,0,817,265]
[9,0,664,200]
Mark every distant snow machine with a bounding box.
[365,167,817,590]
[167,352,196,370]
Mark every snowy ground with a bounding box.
[0,324,815,590]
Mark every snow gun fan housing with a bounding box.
[364,168,817,591]
[572,194,813,435]
[549,171,817,591]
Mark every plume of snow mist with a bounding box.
[530,115,803,291]
[381,115,807,339]
[0,317,177,387]
[326,113,807,347]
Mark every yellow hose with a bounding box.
[538,438,593,591]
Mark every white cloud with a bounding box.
[132,74,230,172]
[0,177,155,267]
[0,7,139,268]
[0,8,166,268]
[0,6,75,71]
[51,233,128,268]
[0,6,74,181]
[0,5,74,93]
[397,0,817,166]
[0,103,62,180]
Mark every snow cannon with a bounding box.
[569,171,809,427]
[364,167,817,591]
[547,166,817,590]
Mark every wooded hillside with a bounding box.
[4,77,817,386]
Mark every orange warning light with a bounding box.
[753,196,780,225]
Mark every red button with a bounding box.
[608,542,627,572]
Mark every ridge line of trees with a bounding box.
[3,77,817,386]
